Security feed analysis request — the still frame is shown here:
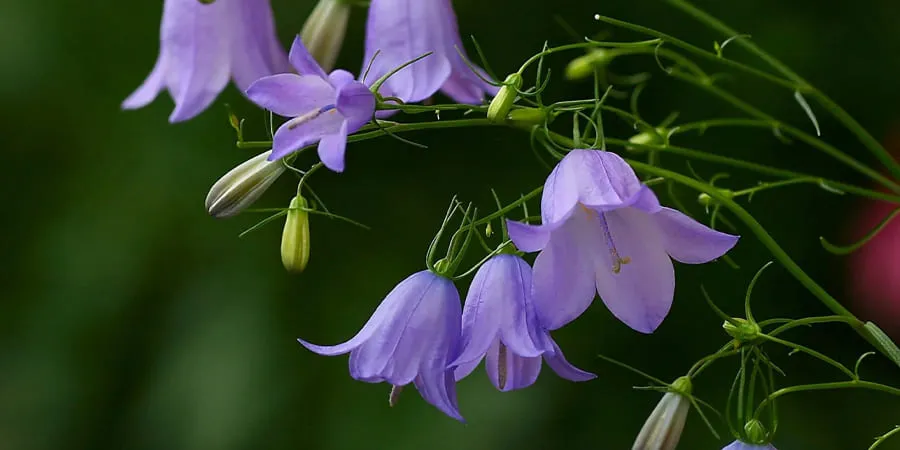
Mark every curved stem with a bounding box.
[664,0,900,182]
[752,381,900,421]
[757,334,856,379]
[764,315,858,337]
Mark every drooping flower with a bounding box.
[298,270,464,421]
[246,36,376,172]
[205,149,285,218]
[451,253,595,391]
[123,0,290,123]
[722,441,778,450]
[632,376,692,450]
[300,0,351,72]
[362,0,497,104]
[507,150,739,333]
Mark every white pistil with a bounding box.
[388,385,403,407]
[583,205,631,273]
[285,105,336,130]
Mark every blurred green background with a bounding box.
[2,0,899,449]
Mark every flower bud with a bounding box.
[723,318,761,344]
[632,376,692,450]
[300,0,351,72]
[487,73,523,122]
[743,419,770,445]
[698,193,713,207]
[626,128,666,153]
[507,107,548,130]
[565,49,615,81]
[281,195,311,273]
[206,150,286,218]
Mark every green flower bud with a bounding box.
[300,0,351,72]
[698,193,713,207]
[507,107,548,130]
[281,195,311,273]
[723,318,761,344]
[632,376,692,450]
[565,49,615,81]
[487,73,523,122]
[206,150,286,219]
[743,419,769,444]
[626,128,667,153]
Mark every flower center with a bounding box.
[582,204,631,274]
[285,104,337,130]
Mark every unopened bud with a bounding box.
[698,193,713,207]
[626,128,666,153]
[300,0,351,72]
[281,195,311,273]
[632,376,692,450]
[487,73,523,122]
[507,107,548,130]
[743,419,769,444]
[206,150,285,218]
[723,318,761,344]
[565,49,615,81]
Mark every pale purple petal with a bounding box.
[506,220,553,253]
[363,0,452,102]
[162,0,231,122]
[561,150,647,210]
[452,255,543,369]
[317,122,349,173]
[229,0,291,90]
[335,80,376,132]
[593,207,674,333]
[122,56,166,110]
[245,74,336,117]
[440,65,497,104]
[452,358,481,381]
[270,108,345,160]
[540,158,581,225]
[542,340,596,382]
[532,208,603,330]
[722,442,777,450]
[288,35,328,78]
[485,340,542,391]
[654,207,739,264]
[328,69,357,89]
[414,370,464,422]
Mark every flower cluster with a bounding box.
[300,150,737,420]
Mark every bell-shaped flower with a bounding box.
[298,270,464,421]
[632,376,692,450]
[451,254,595,391]
[247,36,375,172]
[362,0,497,104]
[722,442,778,450]
[123,0,290,123]
[508,150,739,333]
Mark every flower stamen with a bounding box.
[286,104,336,130]
[497,342,508,390]
[595,210,631,274]
[388,384,403,407]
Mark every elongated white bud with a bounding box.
[206,150,285,218]
[632,376,692,450]
[300,0,351,72]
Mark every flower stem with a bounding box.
[752,381,900,421]
[664,0,900,182]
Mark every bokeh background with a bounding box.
[2,0,900,449]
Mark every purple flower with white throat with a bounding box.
[508,150,739,333]
[123,0,290,123]
[451,253,595,391]
[723,442,778,450]
[246,36,376,172]
[362,0,497,104]
[298,270,464,421]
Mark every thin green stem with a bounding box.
[664,0,900,182]
[764,315,859,337]
[758,334,856,379]
[753,381,900,421]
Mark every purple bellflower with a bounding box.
[123,0,290,123]
[507,150,739,333]
[246,36,376,172]
[723,442,778,450]
[362,0,498,104]
[298,270,464,421]
[451,254,595,391]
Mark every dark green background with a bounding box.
[2,1,899,449]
